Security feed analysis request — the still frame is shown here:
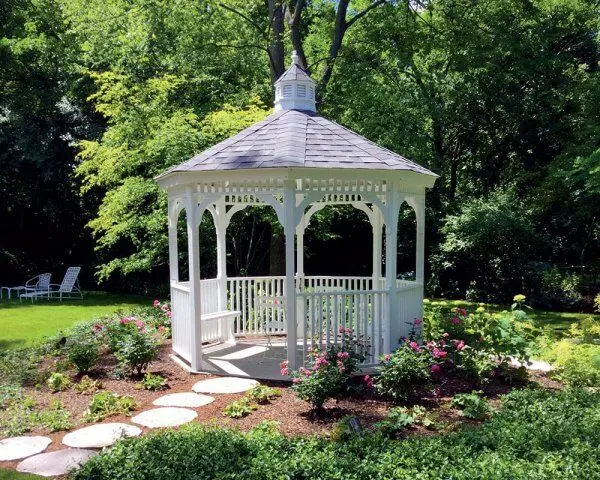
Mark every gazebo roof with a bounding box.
[159,109,436,177]
[157,52,436,180]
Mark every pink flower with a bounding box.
[292,377,301,383]
[119,318,129,325]
[135,320,145,330]
[158,326,165,333]
[451,317,461,325]
[409,341,421,353]
[281,368,290,376]
[364,375,374,388]
[337,360,345,372]
[431,364,441,374]
[153,299,160,307]
[93,323,103,332]
[413,318,422,326]
[442,332,449,338]
[337,351,350,360]
[299,367,311,376]
[454,340,465,351]
[457,308,467,317]
[384,353,391,362]
[165,311,172,318]
[161,304,169,312]
[274,299,279,305]
[432,348,447,359]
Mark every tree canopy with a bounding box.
[1,0,599,305]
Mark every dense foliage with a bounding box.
[1,0,599,301]
[72,388,600,479]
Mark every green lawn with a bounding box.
[0,469,43,479]
[0,292,150,351]
[427,298,599,336]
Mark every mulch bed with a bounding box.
[0,342,562,473]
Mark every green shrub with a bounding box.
[84,392,137,423]
[114,329,161,376]
[0,396,37,436]
[74,376,103,395]
[46,372,72,392]
[66,329,100,374]
[330,415,363,442]
[451,391,492,420]
[374,407,416,437]
[376,343,431,402]
[0,347,43,386]
[594,293,600,313]
[543,340,600,387]
[72,388,600,480]
[246,385,280,404]
[137,372,167,391]
[223,398,257,418]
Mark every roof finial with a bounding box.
[291,50,301,66]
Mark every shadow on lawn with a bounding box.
[0,338,27,352]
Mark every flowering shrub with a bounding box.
[376,342,431,402]
[422,295,535,380]
[114,327,163,376]
[283,329,364,410]
[65,326,101,374]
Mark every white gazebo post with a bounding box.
[214,199,228,311]
[413,195,426,285]
[384,185,400,353]
[167,199,179,286]
[371,207,383,289]
[284,182,298,370]
[184,193,203,371]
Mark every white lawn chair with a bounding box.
[1,273,52,301]
[255,295,287,362]
[20,267,83,301]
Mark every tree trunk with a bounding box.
[267,0,285,83]
[269,229,285,275]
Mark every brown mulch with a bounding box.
[0,343,562,473]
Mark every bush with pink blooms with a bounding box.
[283,333,364,409]
[422,297,536,380]
[376,342,432,402]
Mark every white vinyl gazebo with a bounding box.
[156,52,437,376]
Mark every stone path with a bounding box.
[192,376,259,394]
[131,407,198,428]
[5,375,261,476]
[153,392,215,408]
[509,357,553,372]
[62,423,142,449]
[0,436,51,461]
[17,449,96,477]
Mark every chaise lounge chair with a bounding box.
[1,273,52,301]
[20,267,83,301]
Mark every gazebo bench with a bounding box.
[201,310,240,345]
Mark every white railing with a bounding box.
[171,282,192,363]
[200,278,219,314]
[301,276,373,293]
[227,276,285,335]
[297,289,387,366]
[394,281,424,343]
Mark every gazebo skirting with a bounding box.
[170,275,422,370]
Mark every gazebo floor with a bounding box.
[171,340,301,381]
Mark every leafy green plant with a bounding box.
[451,391,492,420]
[543,340,600,387]
[74,375,103,395]
[0,395,37,436]
[222,398,257,419]
[246,385,280,404]
[376,343,431,402]
[84,392,137,422]
[37,400,73,432]
[46,372,72,392]
[374,407,416,437]
[330,415,362,442]
[137,372,168,391]
[66,329,101,374]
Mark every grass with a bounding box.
[427,298,600,337]
[0,469,44,479]
[0,292,150,351]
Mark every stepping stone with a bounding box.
[152,392,215,408]
[192,377,259,394]
[17,449,96,477]
[131,407,197,428]
[0,436,51,461]
[62,423,142,449]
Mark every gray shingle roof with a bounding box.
[275,63,314,84]
[159,110,437,177]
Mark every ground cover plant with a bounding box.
[72,388,600,480]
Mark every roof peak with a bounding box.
[274,52,316,113]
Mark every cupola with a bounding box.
[274,51,316,112]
